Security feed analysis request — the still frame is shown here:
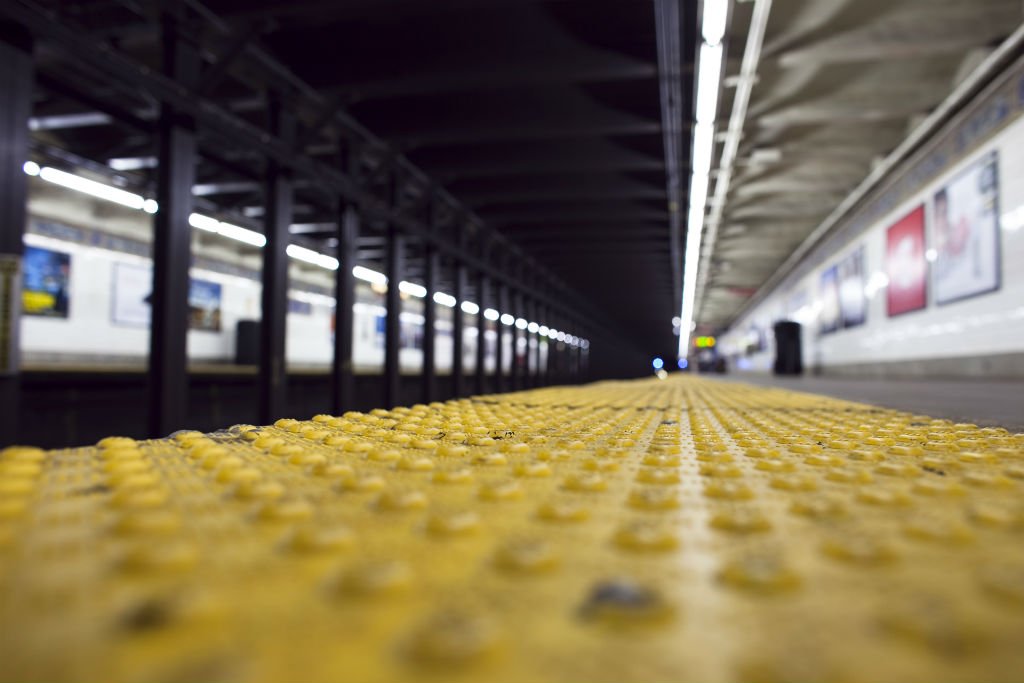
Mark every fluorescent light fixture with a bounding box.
[399,281,427,298]
[353,265,387,285]
[683,0,772,359]
[500,313,515,326]
[108,156,157,172]
[189,213,220,232]
[38,166,147,210]
[692,123,715,176]
[702,0,728,46]
[515,318,528,330]
[217,221,266,248]
[696,43,723,124]
[23,161,40,176]
[690,172,710,207]
[287,244,339,270]
[527,322,539,333]
[29,112,112,131]
[433,292,457,307]
[484,308,500,321]
[461,301,480,315]
[399,312,426,325]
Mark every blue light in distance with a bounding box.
[678,358,688,369]
[652,357,665,370]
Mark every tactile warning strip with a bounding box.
[1,376,1023,682]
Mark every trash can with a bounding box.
[235,320,260,365]
[773,321,802,375]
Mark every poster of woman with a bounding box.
[932,151,1001,304]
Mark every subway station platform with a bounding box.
[2,376,1023,683]
[716,375,1024,433]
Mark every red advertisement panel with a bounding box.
[886,205,927,316]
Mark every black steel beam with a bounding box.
[495,279,507,394]
[0,23,33,446]
[258,96,294,424]
[384,224,405,407]
[475,269,487,396]
[335,61,658,103]
[654,0,690,322]
[452,252,467,397]
[332,203,358,414]
[198,20,269,96]
[422,243,438,403]
[399,121,661,150]
[148,15,198,438]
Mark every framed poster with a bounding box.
[818,265,840,334]
[288,298,313,315]
[188,279,222,332]
[112,262,152,327]
[838,246,866,328]
[886,205,927,316]
[932,151,1000,304]
[22,245,70,318]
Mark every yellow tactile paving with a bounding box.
[1,376,1023,682]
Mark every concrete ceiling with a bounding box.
[697,0,1022,329]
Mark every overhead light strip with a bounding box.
[24,164,589,347]
[677,0,771,359]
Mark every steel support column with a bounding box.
[148,17,198,437]
[452,256,467,397]
[495,280,507,394]
[475,269,488,396]
[258,97,294,424]
[422,243,438,404]
[0,23,32,446]
[332,203,358,414]
[384,225,405,407]
[536,302,547,387]
[513,286,525,391]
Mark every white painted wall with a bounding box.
[721,114,1024,373]
[19,230,534,375]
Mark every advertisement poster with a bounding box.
[374,314,386,349]
[886,205,927,316]
[22,245,70,318]
[112,262,152,327]
[401,319,423,350]
[933,151,1000,304]
[838,247,866,328]
[818,265,840,334]
[188,279,222,332]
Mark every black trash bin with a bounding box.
[773,321,803,376]
[235,320,260,365]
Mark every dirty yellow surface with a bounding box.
[1,376,1023,682]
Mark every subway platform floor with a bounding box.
[1,375,1023,682]
[717,374,1024,432]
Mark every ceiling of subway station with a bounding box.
[698,0,1022,329]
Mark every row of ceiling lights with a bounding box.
[676,0,770,359]
[676,0,728,359]
[22,161,589,349]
